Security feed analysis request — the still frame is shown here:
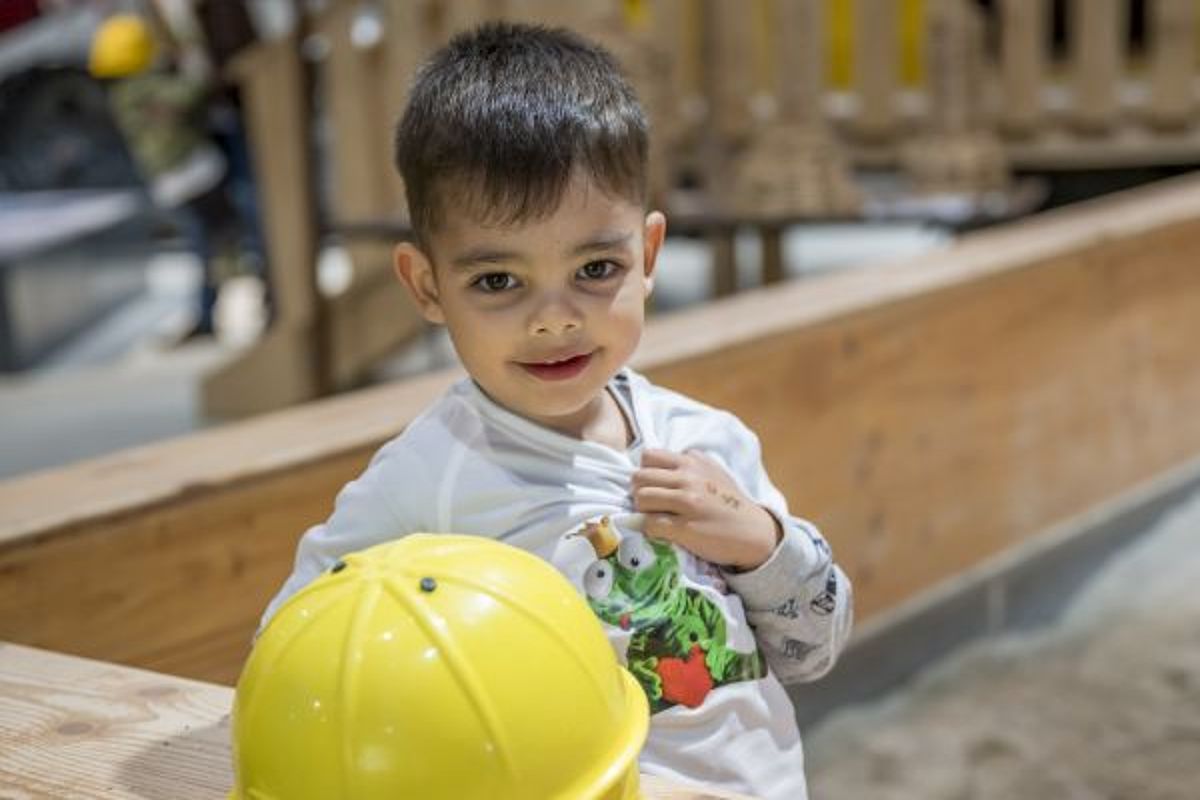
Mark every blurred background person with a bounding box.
[88,9,265,342]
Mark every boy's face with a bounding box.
[394,173,666,436]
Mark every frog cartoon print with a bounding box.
[574,517,766,713]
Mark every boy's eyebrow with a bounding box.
[449,247,520,270]
[569,231,633,256]
[449,231,634,270]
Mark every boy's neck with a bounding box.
[585,386,635,450]
[533,387,632,450]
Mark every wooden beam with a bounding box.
[201,323,322,419]
[5,176,1200,682]
[708,0,755,144]
[1071,0,1125,133]
[1146,0,1196,129]
[317,3,424,389]
[775,0,826,127]
[207,36,324,417]
[326,242,424,389]
[999,0,1046,135]
[852,0,900,140]
[321,2,394,221]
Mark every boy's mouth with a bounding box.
[519,351,594,381]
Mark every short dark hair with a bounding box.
[394,22,648,248]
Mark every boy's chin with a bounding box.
[504,387,608,428]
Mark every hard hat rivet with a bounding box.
[331,561,347,574]
[420,577,437,592]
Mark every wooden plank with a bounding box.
[326,241,425,389]
[208,36,324,417]
[852,0,899,140]
[708,227,738,297]
[999,0,1047,135]
[201,322,322,419]
[226,38,321,336]
[760,225,785,284]
[1071,0,1125,132]
[775,0,826,128]
[0,643,754,799]
[380,0,435,207]
[318,4,424,389]
[642,775,757,799]
[321,3,390,220]
[707,0,756,148]
[0,450,373,685]
[0,642,231,799]
[1147,0,1197,128]
[1001,121,1200,167]
[4,175,1200,681]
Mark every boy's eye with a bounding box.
[472,272,518,292]
[578,260,620,281]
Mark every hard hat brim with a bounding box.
[567,667,650,800]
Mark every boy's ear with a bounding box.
[642,210,667,295]
[393,242,446,325]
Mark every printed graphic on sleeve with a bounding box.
[573,517,765,714]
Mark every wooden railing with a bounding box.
[823,0,1200,168]
[208,1,1200,415]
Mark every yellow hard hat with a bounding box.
[89,14,156,79]
[229,534,649,800]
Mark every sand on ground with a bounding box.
[805,489,1200,800]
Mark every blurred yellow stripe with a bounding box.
[828,0,926,89]
[899,0,925,87]
[753,0,774,92]
[622,0,649,30]
[828,0,854,87]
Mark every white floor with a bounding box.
[0,223,950,480]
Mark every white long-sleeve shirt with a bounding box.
[263,368,852,800]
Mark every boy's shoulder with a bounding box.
[380,377,484,452]
[625,368,743,429]
[622,369,763,458]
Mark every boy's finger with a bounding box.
[640,449,684,469]
[633,486,694,516]
[684,449,732,478]
[643,512,692,546]
[631,467,687,490]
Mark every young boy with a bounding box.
[263,22,852,800]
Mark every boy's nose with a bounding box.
[529,297,583,336]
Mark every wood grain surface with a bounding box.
[0,642,231,799]
[0,643,755,800]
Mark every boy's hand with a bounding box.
[632,449,782,570]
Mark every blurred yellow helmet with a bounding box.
[89,14,156,79]
[230,534,648,800]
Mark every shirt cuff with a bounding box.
[720,515,824,610]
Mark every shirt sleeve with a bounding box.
[704,412,854,685]
[257,439,428,632]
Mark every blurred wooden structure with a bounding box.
[4,173,1200,686]
[201,1,1200,416]
[203,1,1200,418]
[0,643,748,800]
[649,0,1200,195]
[825,0,1200,168]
